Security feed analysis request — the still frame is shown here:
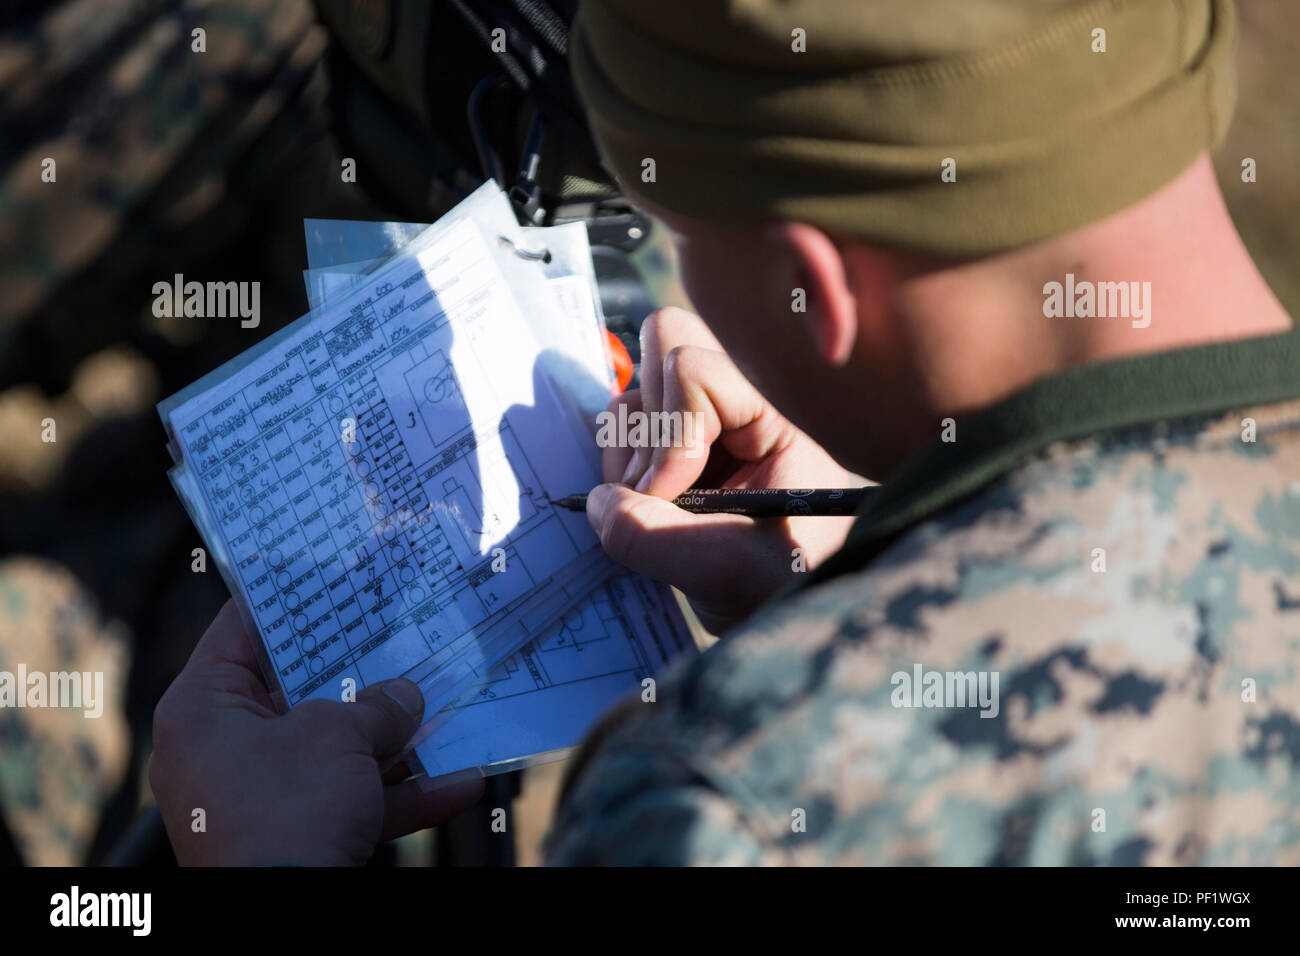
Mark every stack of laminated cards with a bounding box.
[159,182,695,785]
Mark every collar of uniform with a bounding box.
[793,323,1300,594]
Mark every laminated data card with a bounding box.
[160,182,696,782]
[299,203,697,785]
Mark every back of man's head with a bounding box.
[571,0,1237,257]
[565,2,1300,480]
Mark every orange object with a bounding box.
[606,329,634,393]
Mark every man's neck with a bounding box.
[891,156,1293,421]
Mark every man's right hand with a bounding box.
[587,307,860,635]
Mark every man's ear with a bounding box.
[765,221,857,366]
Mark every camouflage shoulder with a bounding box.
[548,398,1300,865]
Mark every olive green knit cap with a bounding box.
[571,0,1237,256]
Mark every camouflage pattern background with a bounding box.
[0,560,129,866]
[0,0,327,327]
[547,398,1300,864]
[0,0,352,865]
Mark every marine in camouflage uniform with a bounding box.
[528,0,1300,867]
[545,328,1300,865]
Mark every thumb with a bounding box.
[585,482,760,591]
[340,678,426,762]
